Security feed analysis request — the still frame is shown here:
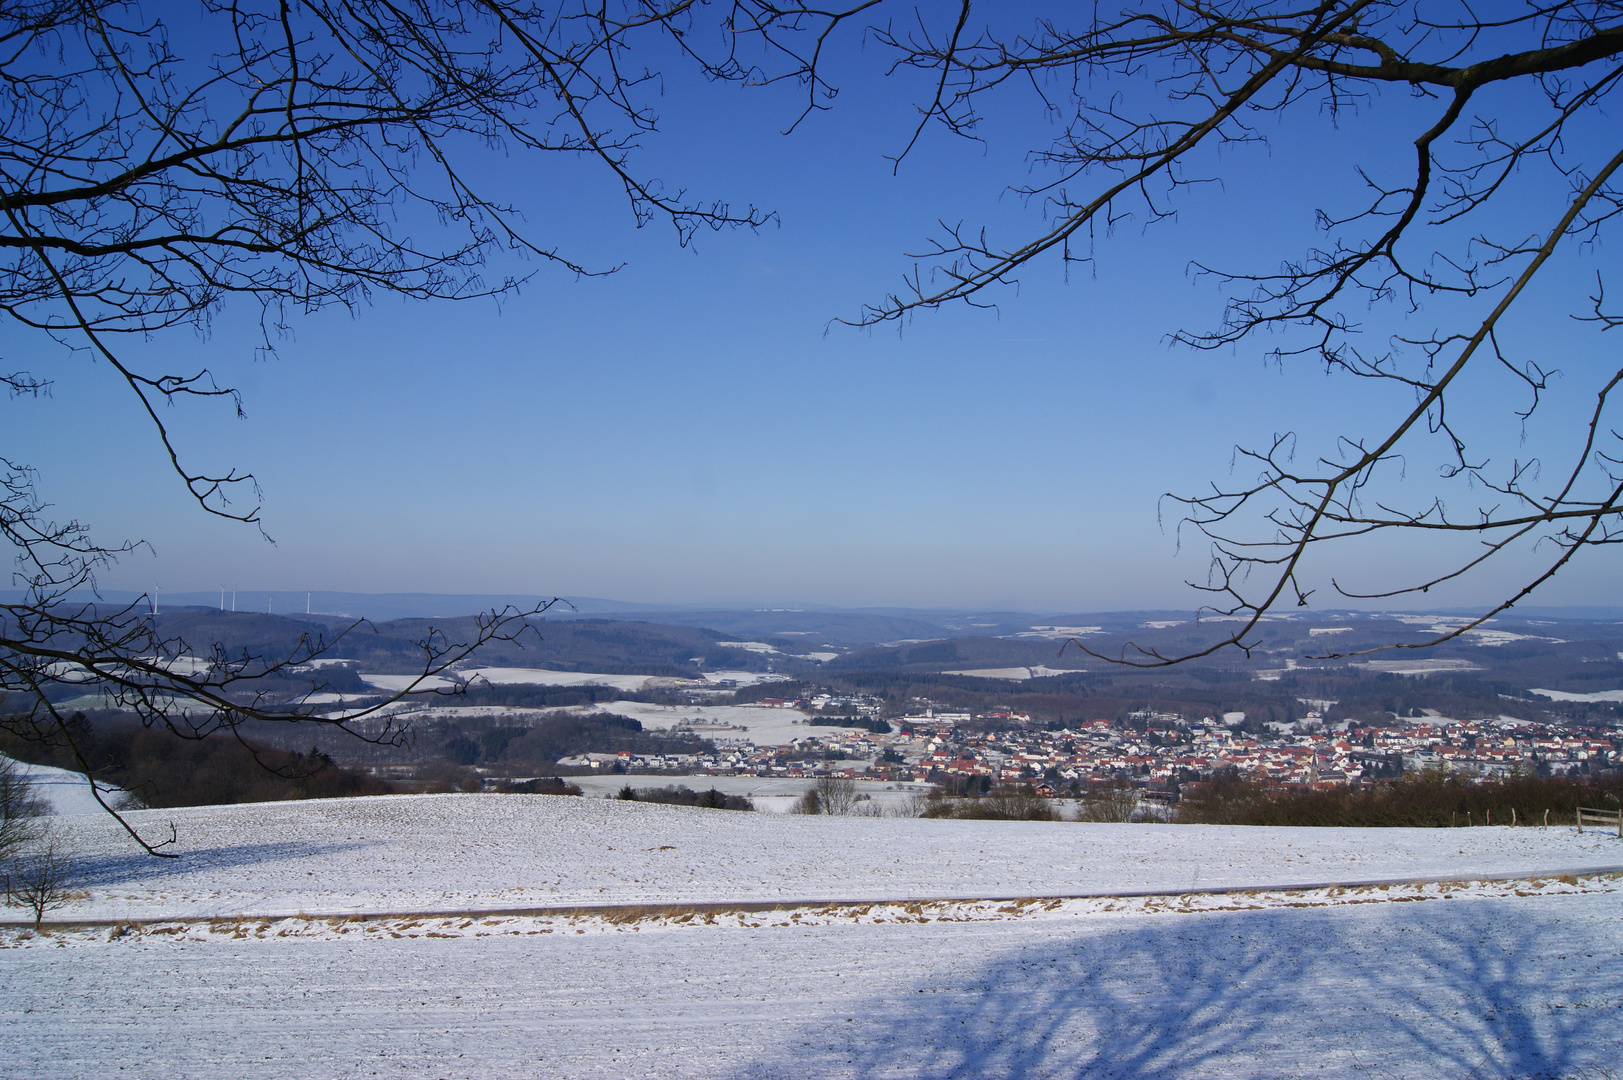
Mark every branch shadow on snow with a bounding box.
[75,840,368,887]
[763,900,1618,1080]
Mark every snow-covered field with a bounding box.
[458,667,670,692]
[1530,687,1623,703]
[4,794,1621,1079]
[4,757,121,816]
[16,793,1623,922]
[581,699,824,744]
[941,665,1074,680]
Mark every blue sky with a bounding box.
[16,15,1622,612]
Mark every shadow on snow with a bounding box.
[73,840,368,887]
[760,900,1620,1080]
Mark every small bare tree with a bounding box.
[5,828,77,929]
[814,776,861,815]
[1077,783,1139,824]
[790,776,863,814]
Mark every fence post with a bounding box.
[1577,808,1584,834]
[1512,807,1517,827]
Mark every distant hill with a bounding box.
[132,612,785,676]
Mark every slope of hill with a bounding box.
[17,793,1623,921]
[3,795,1621,1080]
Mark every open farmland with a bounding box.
[3,796,1622,1078]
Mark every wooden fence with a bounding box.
[1575,806,1623,837]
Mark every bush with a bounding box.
[411,762,483,794]
[488,777,582,795]
[922,784,1057,821]
[619,785,754,811]
[807,716,893,734]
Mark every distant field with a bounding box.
[4,795,1620,1079]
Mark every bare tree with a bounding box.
[4,826,77,929]
[1077,783,1138,824]
[814,775,861,814]
[789,776,863,814]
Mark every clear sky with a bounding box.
[16,13,1622,613]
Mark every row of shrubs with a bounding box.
[790,773,1623,826]
[617,784,755,811]
[1173,773,1623,827]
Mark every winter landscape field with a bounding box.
[4,791,1621,1079]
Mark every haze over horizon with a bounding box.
[30,588,1623,629]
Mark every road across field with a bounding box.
[7,864,1620,932]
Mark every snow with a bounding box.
[444,667,796,692]
[699,669,795,686]
[1359,658,1482,675]
[1529,687,1623,703]
[3,757,123,816]
[358,672,461,692]
[292,691,364,705]
[1466,629,1564,646]
[460,667,671,692]
[1393,615,1478,629]
[582,700,815,744]
[1014,625,1103,638]
[716,641,779,654]
[15,794,1623,923]
[3,794,1622,1078]
[942,665,1074,680]
[2,893,1619,1078]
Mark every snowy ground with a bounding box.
[4,794,1621,1079]
[11,794,1623,921]
[3,757,121,816]
[6,892,1621,1080]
